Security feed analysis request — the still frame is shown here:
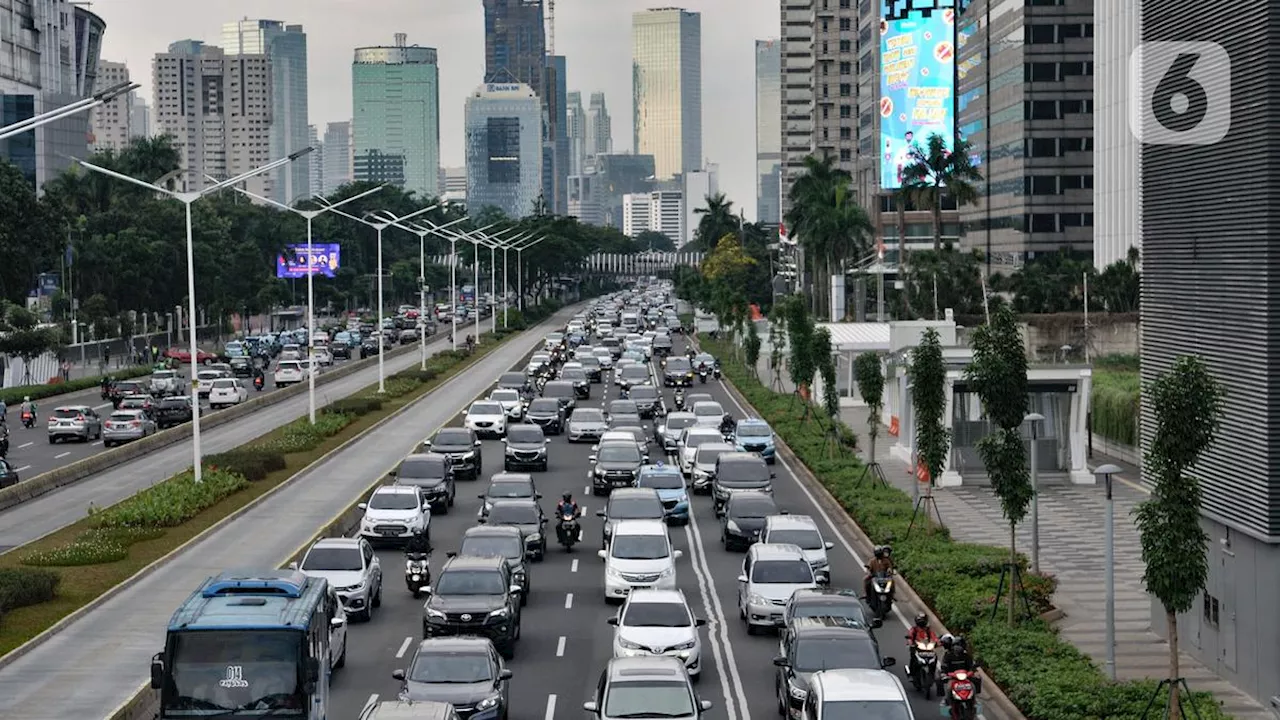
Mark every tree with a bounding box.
[768,306,788,385]
[963,304,1031,624]
[900,133,982,251]
[1094,246,1141,312]
[635,230,676,252]
[744,320,762,379]
[854,352,885,463]
[997,247,1094,314]
[785,155,872,319]
[903,245,986,319]
[782,295,818,408]
[0,302,63,383]
[813,328,840,420]
[1133,356,1224,720]
[908,329,949,486]
[692,193,738,252]
[0,160,61,304]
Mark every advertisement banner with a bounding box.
[277,243,341,279]
[879,7,956,189]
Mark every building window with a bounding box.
[839,83,852,97]
[840,61,852,75]
[840,0,851,7]
[1027,24,1056,43]
[839,17,852,31]
[840,127,852,140]
[840,104,853,118]
[1203,593,1220,628]
[840,39,852,53]
[839,148,852,161]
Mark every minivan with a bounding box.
[599,519,682,602]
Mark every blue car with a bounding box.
[733,418,776,464]
[636,463,690,524]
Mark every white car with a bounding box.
[526,353,553,375]
[678,427,727,478]
[609,589,706,678]
[358,485,430,543]
[465,400,508,438]
[761,515,835,584]
[737,543,818,634]
[593,347,615,369]
[691,401,725,429]
[280,344,303,361]
[296,537,383,622]
[489,388,525,420]
[195,369,225,398]
[312,345,334,366]
[207,378,248,409]
[327,586,348,670]
[274,360,306,388]
[690,442,735,488]
[600,519,682,602]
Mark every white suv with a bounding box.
[737,543,817,634]
[801,669,914,720]
[296,537,383,622]
[208,378,248,409]
[761,515,835,585]
[274,360,306,388]
[609,589,706,679]
[358,486,430,544]
[600,519,682,602]
[465,401,508,438]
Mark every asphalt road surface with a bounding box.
[329,335,945,720]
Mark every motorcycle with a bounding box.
[673,390,686,411]
[867,571,895,620]
[908,639,939,697]
[713,366,722,380]
[697,367,708,384]
[941,670,979,720]
[0,425,9,457]
[253,375,265,391]
[556,513,581,550]
[405,553,431,598]
[20,410,36,429]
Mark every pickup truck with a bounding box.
[149,370,183,397]
[153,397,194,429]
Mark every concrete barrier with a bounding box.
[0,340,427,513]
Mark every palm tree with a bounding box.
[899,133,982,251]
[693,193,737,251]
[785,155,872,319]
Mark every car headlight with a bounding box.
[488,607,510,619]
[594,468,606,478]
[476,695,502,711]
[672,639,696,651]
[528,533,542,542]
[607,566,623,579]
[726,520,740,533]
[618,636,643,650]
[659,566,674,578]
[788,683,807,700]
[339,582,364,593]
[425,607,446,619]
[461,451,476,460]
[748,593,768,606]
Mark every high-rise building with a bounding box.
[464,82,543,218]
[0,1,106,188]
[956,0,1094,263]
[322,121,353,193]
[352,35,441,198]
[222,20,310,204]
[567,173,603,226]
[89,61,135,153]
[439,166,467,203]
[593,153,655,230]
[129,96,151,140]
[566,91,587,176]
[544,54,569,215]
[649,190,684,241]
[779,0,813,217]
[586,92,612,162]
[632,8,702,180]
[308,125,324,197]
[755,40,782,226]
[622,193,652,237]
[682,165,719,247]
[1093,0,1139,269]
[483,0,545,96]
[152,41,273,198]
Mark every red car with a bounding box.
[163,347,219,365]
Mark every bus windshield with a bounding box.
[163,629,304,715]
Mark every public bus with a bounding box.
[149,570,344,718]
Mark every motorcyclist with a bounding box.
[937,634,981,701]
[685,347,696,361]
[719,413,737,436]
[0,397,6,421]
[555,492,583,542]
[906,613,940,677]
[863,545,895,598]
[674,389,685,410]
[404,529,432,558]
[19,396,36,421]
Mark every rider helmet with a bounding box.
[940,634,955,649]
[23,396,30,402]
[562,492,573,503]
[914,613,929,629]
[873,546,885,559]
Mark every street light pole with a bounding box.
[0,81,138,140]
[1024,412,1045,573]
[513,236,547,314]
[77,147,314,482]
[380,216,469,368]
[1095,463,1122,681]
[413,221,501,352]
[498,232,533,328]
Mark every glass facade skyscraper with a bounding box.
[351,36,440,199]
[465,82,543,218]
[632,8,702,180]
[755,39,782,225]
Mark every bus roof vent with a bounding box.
[202,569,308,598]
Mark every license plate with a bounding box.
[378,528,399,535]
[632,585,652,591]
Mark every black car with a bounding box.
[524,398,565,435]
[394,637,513,720]
[425,428,484,480]
[479,498,548,561]
[774,618,894,717]
[662,357,695,387]
[721,491,780,551]
[577,354,604,382]
[477,473,540,520]
[422,555,522,659]
[456,525,531,603]
[153,396,194,430]
[0,458,18,489]
[496,372,529,393]
[652,335,674,357]
[503,425,548,472]
[393,453,456,513]
[590,441,646,496]
[597,487,666,548]
[616,365,652,392]
[712,452,774,515]
[541,380,577,416]
[784,587,881,631]
[627,386,663,419]
[559,367,591,399]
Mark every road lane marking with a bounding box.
[18,442,32,449]
[91,440,102,446]
[365,694,379,712]
[564,593,573,609]
[556,636,566,657]
[583,485,590,494]
[14,465,31,472]
[544,694,557,720]
[396,636,413,658]
[570,558,579,573]
[54,452,70,459]
[684,503,751,720]
[93,403,112,410]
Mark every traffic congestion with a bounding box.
[148,284,981,720]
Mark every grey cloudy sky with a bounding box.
[96,0,780,220]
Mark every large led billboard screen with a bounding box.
[879,7,956,189]
[277,243,341,279]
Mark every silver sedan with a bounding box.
[102,409,158,448]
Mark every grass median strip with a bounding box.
[0,365,153,405]
[699,336,1232,720]
[0,331,520,658]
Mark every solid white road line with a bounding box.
[365,694,379,712]
[18,442,32,449]
[91,440,102,446]
[684,503,752,720]
[544,694,557,720]
[14,465,31,473]
[556,636,566,657]
[570,558,579,573]
[396,636,413,658]
[564,593,573,609]
[54,451,70,459]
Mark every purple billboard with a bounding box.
[277,244,341,279]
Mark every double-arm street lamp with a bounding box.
[380,216,470,368]
[471,228,525,334]
[316,202,438,393]
[412,221,499,352]
[224,183,387,423]
[75,148,316,483]
[512,235,548,312]
[496,232,534,329]
[0,81,138,141]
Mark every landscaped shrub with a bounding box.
[259,412,353,454]
[0,365,151,405]
[89,468,250,529]
[0,568,60,613]
[205,448,287,481]
[380,378,421,398]
[325,397,383,416]
[1092,368,1140,446]
[393,368,438,384]
[22,538,128,567]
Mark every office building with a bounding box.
[566,91,586,176]
[89,60,135,153]
[308,125,323,196]
[632,8,702,179]
[464,82,542,218]
[129,96,151,140]
[567,173,603,226]
[545,54,569,215]
[755,40,782,225]
[0,0,106,188]
[622,193,651,237]
[586,91,612,162]
[956,0,1094,263]
[152,41,273,198]
[351,34,441,198]
[593,153,655,230]
[649,190,684,241]
[439,166,467,203]
[682,165,719,247]
[779,0,813,217]
[222,19,310,204]
[322,120,353,193]
[1093,0,1139,269]
[482,0,545,96]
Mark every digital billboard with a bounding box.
[276,244,341,279]
[879,7,956,189]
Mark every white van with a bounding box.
[599,519,682,602]
[621,312,640,333]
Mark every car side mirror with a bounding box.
[388,470,398,477]
[477,517,487,524]
[695,617,707,627]
[871,618,884,628]
[699,700,714,713]
[477,494,487,499]
[643,455,651,463]
[535,493,543,499]
[597,549,608,559]
[475,440,483,447]
[737,574,748,583]
[330,616,346,628]
[770,472,777,479]
[500,668,513,680]
[780,510,790,515]
[150,654,164,689]
[772,655,789,667]
[288,562,299,571]
[596,510,607,518]
[357,503,367,510]
[589,455,597,462]
[510,584,523,594]
[825,541,835,550]
[673,550,684,559]
[606,617,619,626]
[392,669,406,681]
[583,701,600,714]
[882,657,897,668]
[540,517,548,525]
[591,444,599,451]
[446,551,457,558]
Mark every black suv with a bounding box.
[455,525,531,604]
[153,396,194,429]
[423,428,483,480]
[590,440,646,496]
[525,398,565,435]
[422,555,523,659]
[712,452,774,515]
[662,357,694,387]
[774,618,894,717]
[627,385,663,418]
[479,498,548,561]
[720,491,779,551]
[497,372,529,393]
[541,380,577,416]
[560,366,591,399]
[393,453,456,513]
[503,424,549,472]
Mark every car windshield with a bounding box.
[399,459,445,479]
[685,433,719,449]
[611,535,670,560]
[696,447,730,464]
[369,492,419,510]
[488,503,540,524]
[580,356,601,366]
[737,425,771,437]
[212,379,236,389]
[610,401,639,415]
[599,445,641,463]
[165,630,302,713]
[639,472,683,490]
[693,403,723,417]
[278,361,300,371]
[694,354,716,366]
[530,399,561,413]
[752,560,813,584]
[731,500,777,519]
[812,701,911,720]
[630,387,658,400]
[604,680,695,718]
[793,600,866,623]
[621,367,649,380]
[410,651,493,683]
[794,637,880,672]
[720,462,771,482]
[491,390,519,402]
[609,497,663,518]
[460,535,523,559]
[573,409,605,423]
[506,427,544,444]
[470,403,502,415]
[435,570,506,595]
[665,417,695,432]
[487,481,533,497]
[623,602,692,627]
[769,529,824,550]
[433,430,473,447]
[665,358,691,372]
[302,547,362,571]
[154,371,176,379]
[544,383,574,398]
[53,409,84,419]
[562,369,587,381]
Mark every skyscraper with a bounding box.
[308,125,324,197]
[322,121,353,194]
[351,35,441,198]
[464,82,543,218]
[755,40,782,226]
[152,41,273,197]
[89,61,136,153]
[544,54,569,215]
[632,8,702,179]
[779,0,813,218]
[586,92,612,162]
[566,91,587,176]
[482,0,545,95]
[222,20,310,204]
[1093,0,1140,269]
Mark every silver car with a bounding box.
[568,408,609,443]
[47,405,103,443]
[584,656,711,720]
[102,409,158,447]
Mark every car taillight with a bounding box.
[76,414,85,422]
[130,421,141,428]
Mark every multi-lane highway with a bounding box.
[330,335,944,720]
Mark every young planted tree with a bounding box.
[963,304,1031,625]
[1134,356,1224,720]
[812,328,839,417]
[768,307,788,386]
[783,296,818,414]
[744,320,762,379]
[854,352,886,463]
[908,329,949,487]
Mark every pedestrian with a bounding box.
[60,359,70,381]
[103,346,111,368]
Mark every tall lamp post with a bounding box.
[498,232,534,328]
[513,235,548,312]
[0,81,138,140]
[1094,463,1123,681]
[225,183,386,423]
[383,216,470,368]
[473,227,522,333]
[1024,412,1045,573]
[317,203,438,392]
[414,220,500,352]
[75,147,315,483]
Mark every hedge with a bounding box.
[206,448,288,482]
[700,336,1231,720]
[87,468,250,529]
[1092,368,1140,446]
[326,397,383,416]
[258,412,354,454]
[0,568,60,613]
[0,365,151,405]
